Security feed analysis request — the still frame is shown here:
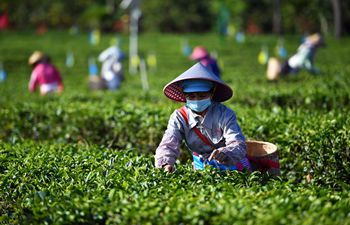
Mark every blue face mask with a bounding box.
[186,98,212,112]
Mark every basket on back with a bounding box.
[246,140,280,176]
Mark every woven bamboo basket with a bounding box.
[246,140,280,176]
[89,76,106,90]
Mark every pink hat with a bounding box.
[190,46,209,60]
[163,63,233,102]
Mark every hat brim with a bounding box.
[163,63,233,102]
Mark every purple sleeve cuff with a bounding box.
[155,131,181,168]
[155,157,177,168]
[219,140,247,165]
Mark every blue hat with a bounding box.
[163,62,233,102]
[181,79,214,93]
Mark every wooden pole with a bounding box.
[129,8,141,74]
[139,59,149,91]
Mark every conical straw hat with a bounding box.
[163,62,233,102]
[306,33,325,47]
[307,33,321,44]
[28,51,45,65]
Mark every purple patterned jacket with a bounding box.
[155,102,246,167]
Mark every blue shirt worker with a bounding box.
[155,63,251,173]
[267,33,325,80]
[281,33,325,75]
[98,45,125,90]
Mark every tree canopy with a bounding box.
[0,0,349,36]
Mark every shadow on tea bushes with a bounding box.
[0,101,169,153]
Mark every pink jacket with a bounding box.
[28,62,63,92]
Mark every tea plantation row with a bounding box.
[1,142,350,224]
[0,31,349,224]
[0,97,349,188]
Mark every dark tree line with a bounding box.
[0,0,349,36]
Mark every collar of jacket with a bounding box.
[186,104,214,130]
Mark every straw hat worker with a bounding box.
[267,33,325,81]
[28,51,64,95]
[98,45,125,90]
[155,63,251,172]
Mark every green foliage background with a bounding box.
[0,30,349,224]
[1,0,350,34]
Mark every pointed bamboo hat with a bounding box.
[307,33,325,47]
[163,62,233,102]
[28,51,45,65]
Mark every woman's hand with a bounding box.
[208,149,228,163]
[57,85,64,93]
[163,164,175,173]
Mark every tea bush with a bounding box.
[0,31,349,224]
[1,142,350,224]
